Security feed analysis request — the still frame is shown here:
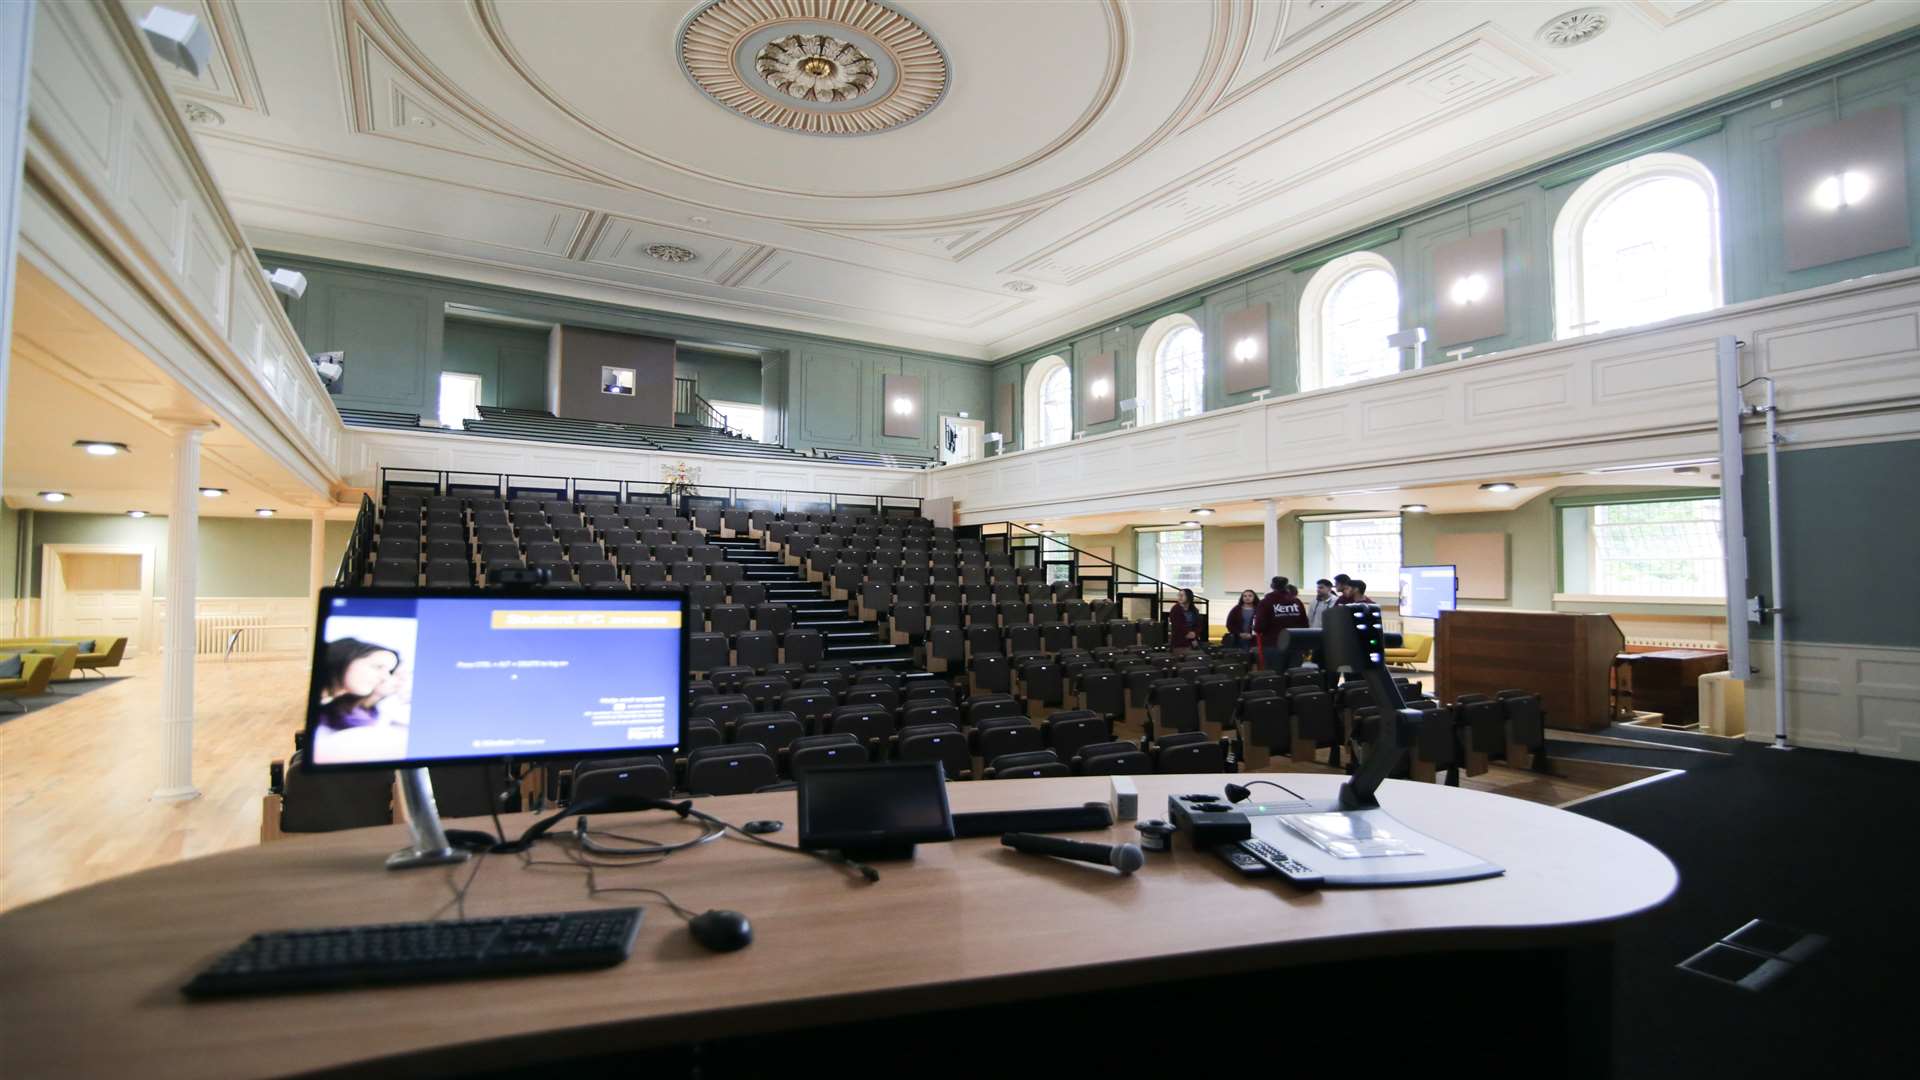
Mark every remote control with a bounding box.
[1214,845,1274,877]
[1237,838,1326,887]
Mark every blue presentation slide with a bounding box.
[1398,565,1458,621]
[309,596,683,766]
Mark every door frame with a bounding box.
[39,544,156,655]
[939,415,986,464]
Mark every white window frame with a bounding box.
[708,399,764,442]
[1298,251,1401,392]
[1552,151,1724,340]
[1323,515,1402,596]
[1023,354,1073,449]
[1134,313,1205,425]
[1566,498,1727,600]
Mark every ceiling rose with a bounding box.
[645,243,697,263]
[677,0,950,136]
[1536,8,1610,48]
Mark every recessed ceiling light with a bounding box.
[199,487,227,498]
[254,508,276,517]
[126,510,150,518]
[1180,521,1201,529]
[39,491,70,503]
[1329,486,1397,496]
[74,440,129,456]
[1480,482,1517,493]
[1024,522,1043,529]
[1191,508,1215,517]
[1401,503,1430,513]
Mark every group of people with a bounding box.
[1164,573,1376,670]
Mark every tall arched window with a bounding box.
[1134,313,1205,424]
[1553,152,1722,339]
[1299,251,1400,391]
[1023,354,1072,449]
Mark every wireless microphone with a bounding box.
[1001,833,1146,874]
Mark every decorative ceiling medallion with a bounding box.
[181,102,225,126]
[1537,8,1610,48]
[1003,280,1037,292]
[645,243,698,263]
[677,0,950,136]
[756,35,877,103]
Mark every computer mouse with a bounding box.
[688,909,753,953]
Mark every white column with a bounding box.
[1261,498,1281,588]
[0,1,36,474]
[156,421,216,802]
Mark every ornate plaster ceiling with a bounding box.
[133,1,1920,359]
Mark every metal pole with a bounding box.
[1760,379,1790,749]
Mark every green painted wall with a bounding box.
[18,512,349,597]
[441,319,550,412]
[1,503,19,600]
[1743,439,1920,647]
[997,37,1920,449]
[676,349,762,405]
[265,253,988,457]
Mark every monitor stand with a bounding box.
[387,767,470,871]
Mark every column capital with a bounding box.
[151,414,220,436]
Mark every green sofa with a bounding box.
[0,637,128,678]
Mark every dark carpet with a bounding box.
[1569,741,1920,1077]
[1546,736,1729,772]
[0,676,124,723]
[1602,721,1742,751]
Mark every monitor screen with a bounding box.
[797,762,956,851]
[302,588,687,770]
[1397,565,1458,621]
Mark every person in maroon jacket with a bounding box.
[1255,576,1309,671]
[1224,589,1261,651]
[1167,588,1202,652]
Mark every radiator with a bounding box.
[196,613,266,655]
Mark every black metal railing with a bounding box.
[378,467,924,518]
[964,521,1208,628]
[673,378,732,434]
[333,493,377,587]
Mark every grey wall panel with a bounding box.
[882,373,924,438]
[1221,302,1270,394]
[1430,228,1509,346]
[1780,105,1911,271]
[325,286,427,410]
[1080,351,1116,425]
[799,350,864,445]
[993,382,1014,441]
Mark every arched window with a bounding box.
[1553,152,1722,339]
[1299,251,1400,390]
[1023,354,1072,449]
[1135,313,1205,424]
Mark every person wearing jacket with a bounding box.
[1255,576,1309,671]
[1306,579,1337,629]
[1168,589,1202,652]
[1224,589,1261,650]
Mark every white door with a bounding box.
[52,553,146,654]
[940,417,985,464]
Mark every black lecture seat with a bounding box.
[684,745,779,796]
[984,749,1069,780]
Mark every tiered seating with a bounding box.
[811,448,936,469]
[460,407,815,463]
[336,408,423,431]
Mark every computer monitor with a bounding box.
[1397,565,1458,621]
[797,762,955,860]
[302,587,688,771]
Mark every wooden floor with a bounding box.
[1,655,1655,913]
[1,652,310,913]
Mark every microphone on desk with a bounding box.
[1002,833,1145,875]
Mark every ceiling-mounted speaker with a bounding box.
[140,7,213,78]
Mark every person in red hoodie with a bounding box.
[1167,588,1202,652]
[1255,576,1309,671]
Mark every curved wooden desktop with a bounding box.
[0,774,1675,1078]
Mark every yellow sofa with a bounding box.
[0,637,128,677]
[1385,632,1432,667]
[0,641,81,681]
[0,654,56,710]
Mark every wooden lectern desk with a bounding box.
[1436,609,1624,731]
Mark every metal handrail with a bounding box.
[333,493,377,587]
[967,521,1208,624]
[673,378,733,435]
[378,467,925,517]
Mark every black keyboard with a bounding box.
[182,908,643,999]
